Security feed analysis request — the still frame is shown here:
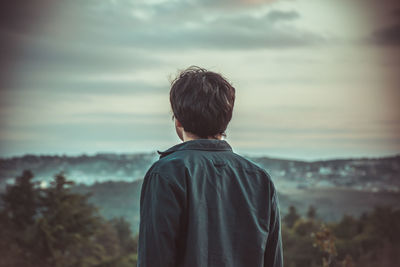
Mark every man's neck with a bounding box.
[182,131,222,142]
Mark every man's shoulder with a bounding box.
[231,152,272,176]
[144,148,273,185]
[230,153,277,194]
[144,152,187,181]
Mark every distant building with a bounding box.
[318,166,332,175]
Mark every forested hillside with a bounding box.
[1,170,399,267]
[1,153,399,192]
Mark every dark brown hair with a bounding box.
[170,66,236,138]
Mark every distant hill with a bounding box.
[1,152,399,192]
[251,154,400,192]
[1,152,399,233]
[0,153,158,189]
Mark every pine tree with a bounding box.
[283,205,300,228]
[36,172,103,267]
[0,170,39,266]
[0,170,140,267]
[1,170,37,229]
[111,217,137,255]
[307,205,317,220]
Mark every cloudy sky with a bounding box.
[0,0,399,160]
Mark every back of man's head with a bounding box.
[170,66,236,139]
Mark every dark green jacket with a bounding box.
[138,139,283,267]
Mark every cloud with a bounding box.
[191,10,322,49]
[265,10,300,22]
[2,37,164,78]
[200,0,280,9]
[1,0,321,50]
[136,7,319,49]
[80,7,320,50]
[0,0,325,93]
[16,78,166,96]
[0,0,326,93]
[5,0,394,160]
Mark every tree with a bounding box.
[0,170,39,266]
[0,170,140,267]
[111,217,137,255]
[293,218,319,237]
[36,172,104,267]
[312,224,337,267]
[367,206,400,244]
[333,215,359,239]
[307,205,317,220]
[284,205,300,228]
[1,170,37,229]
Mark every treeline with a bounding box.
[1,170,399,267]
[282,204,400,267]
[0,170,138,267]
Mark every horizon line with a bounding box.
[1,151,399,163]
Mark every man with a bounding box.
[138,66,283,267]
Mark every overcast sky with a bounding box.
[0,0,399,160]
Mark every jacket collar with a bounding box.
[157,139,232,159]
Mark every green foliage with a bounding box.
[111,217,138,254]
[307,205,317,220]
[333,215,360,239]
[282,203,400,267]
[0,170,138,267]
[293,218,319,237]
[0,170,40,266]
[1,170,399,267]
[282,218,322,267]
[1,170,37,229]
[367,206,400,244]
[283,205,301,228]
[312,224,337,267]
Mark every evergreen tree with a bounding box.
[367,206,400,244]
[0,170,141,267]
[1,170,37,229]
[293,218,319,237]
[307,205,317,220]
[333,215,359,239]
[283,205,300,228]
[36,172,103,267]
[111,217,137,255]
[0,170,39,266]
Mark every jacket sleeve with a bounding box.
[264,182,284,267]
[137,171,184,267]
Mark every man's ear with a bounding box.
[174,118,184,141]
[175,118,183,128]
